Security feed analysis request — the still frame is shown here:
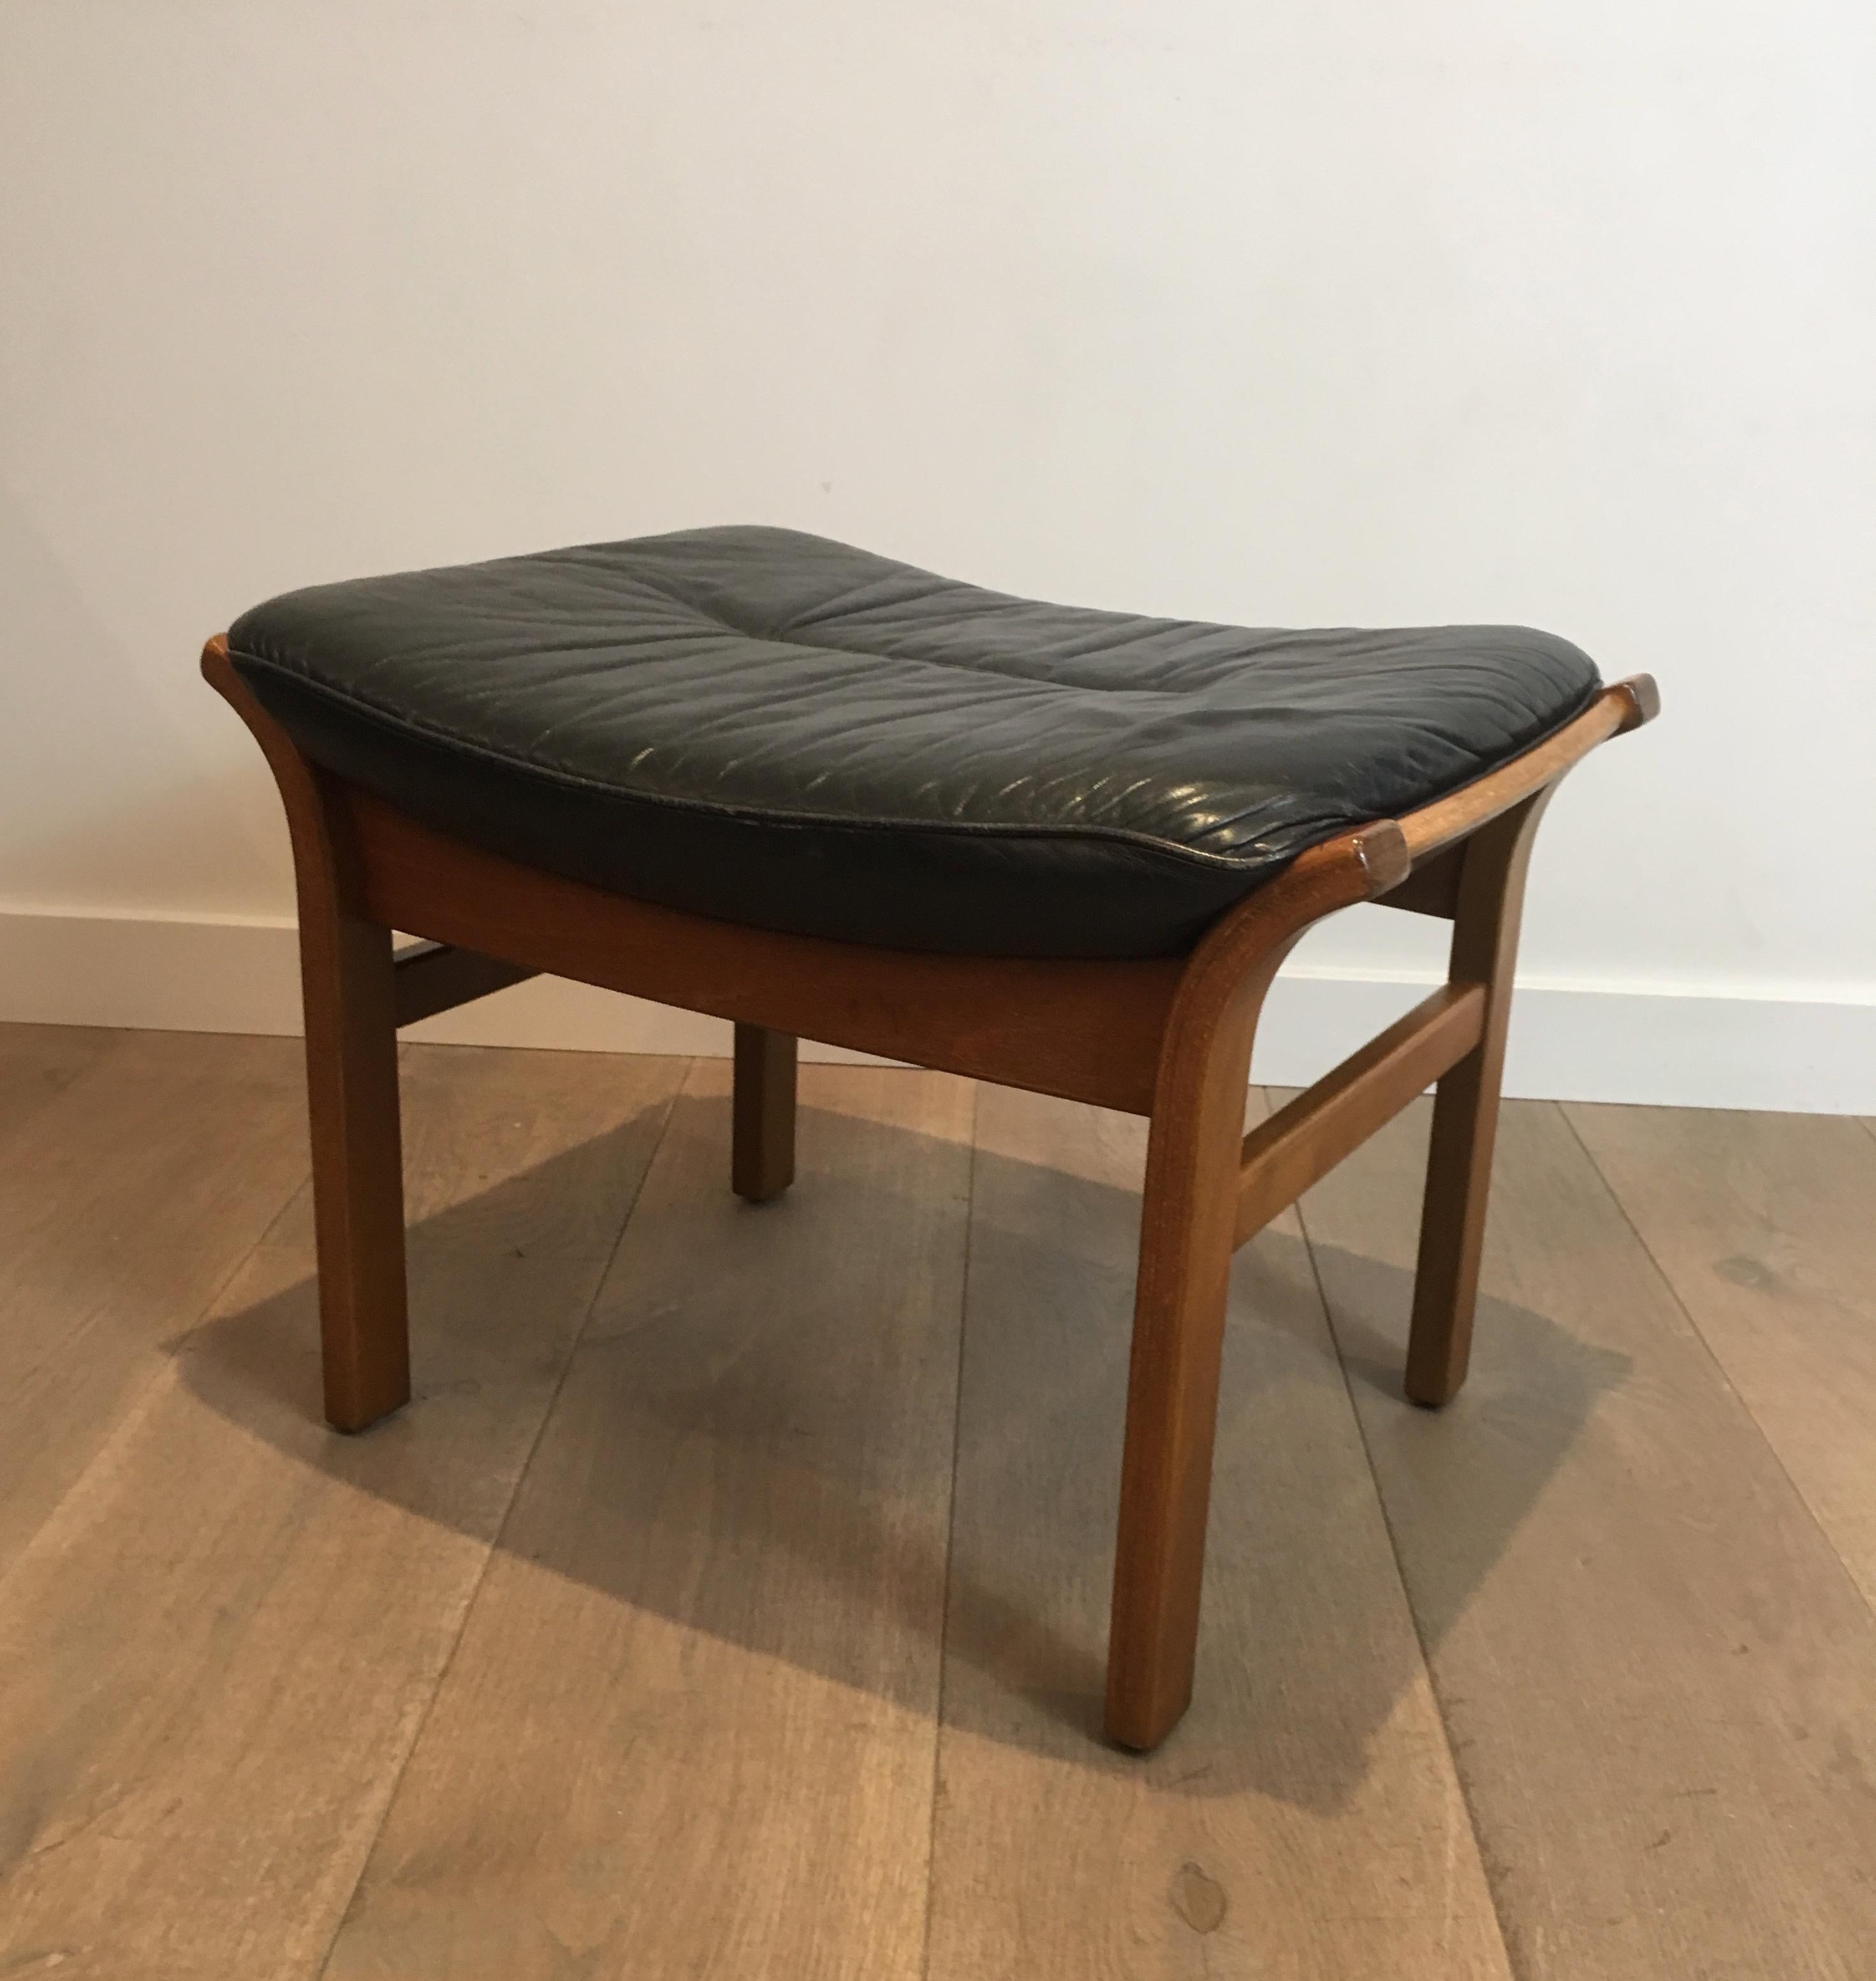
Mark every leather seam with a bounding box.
[228,648,1601,877]
[229,648,1357,875]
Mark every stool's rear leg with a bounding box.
[732,1024,796,1202]
[1404,793,1553,1407]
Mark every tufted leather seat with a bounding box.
[228,526,1601,959]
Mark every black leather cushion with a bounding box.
[228,526,1599,960]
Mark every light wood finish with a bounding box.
[319,1063,974,1981]
[1234,983,1485,1247]
[1403,793,1553,1407]
[392,939,538,1027]
[0,1020,119,1136]
[6,1028,1876,1976]
[1565,1102,1876,1611]
[1298,1096,1876,1978]
[0,1029,309,1577]
[0,1041,684,1980]
[731,1021,797,1202]
[202,636,1654,1746]
[928,1083,1513,1980]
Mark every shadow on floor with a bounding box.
[173,1083,1629,1811]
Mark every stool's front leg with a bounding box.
[1104,1009,1262,1751]
[1101,832,1400,1751]
[202,642,413,1435]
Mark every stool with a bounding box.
[203,525,1656,1750]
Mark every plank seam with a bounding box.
[918,1076,982,1981]
[1557,1101,1876,1635]
[1287,1126,1524,1980]
[0,1125,311,1598]
[309,1060,691,1980]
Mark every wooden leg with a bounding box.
[300,899,411,1433]
[1404,794,1553,1407]
[197,652,414,1433]
[732,1023,797,1203]
[1104,1031,1255,1750]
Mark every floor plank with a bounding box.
[1565,1104,1876,1618]
[1296,1097,1876,1980]
[319,1062,976,1981]
[925,1086,1511,1981]
[0,1028,312,1574]
[0,1044,684,1981]
[0,1021,121,1139]
[8,1030,1875,1978]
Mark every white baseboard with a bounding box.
[1252,970,1875,1114]
[1,907,1870,1113]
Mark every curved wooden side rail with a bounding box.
[203,633,1657,1750]
[1395,676,1655,861]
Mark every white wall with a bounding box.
[3,3,1872,1105]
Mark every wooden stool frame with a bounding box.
[204,638,1656,1751]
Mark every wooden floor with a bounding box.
[2,1025,1874,1980]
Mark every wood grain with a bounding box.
[927,1084,1512,1980]
[1104,815,1409,1747]
[301,893,409,1432]
[1373,844,1464,919]
[320,1062,975,1981]
[1234,983,1484,1248]
[0,1021,119,1138]
[199,639,416,1429]
[1297,1095,1876,1979]
[11,1021,1876,1978]
[0,1042,684,1981]
[0,1027,311,1576]
[1396,677,1654,861]
[1565,1102,1876,1614]
[1405,793,1553,1405]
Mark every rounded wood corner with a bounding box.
[1350,820,1411,898]
[1612,673,1660,733]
